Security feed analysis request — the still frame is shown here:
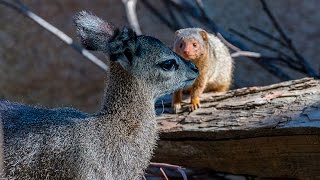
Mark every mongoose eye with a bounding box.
[179,43,183,48]
[193,43,197,47]
[158,59,179,71]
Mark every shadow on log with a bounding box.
[154,78,320,178]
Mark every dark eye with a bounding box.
[193,43,197,47]
[179,43,183,48]
[158,59,179,71]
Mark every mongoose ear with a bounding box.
[108,27,138,68]
[74,11,115,52]
[200,30,208,42]
[175,30,181,36]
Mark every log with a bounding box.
[153,77,320,178]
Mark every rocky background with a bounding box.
[0,0,319,112]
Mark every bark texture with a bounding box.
[154,77,320,178]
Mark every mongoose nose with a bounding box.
[183,50,190,56]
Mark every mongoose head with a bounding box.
[174,28,209,61]
[74,11,198,99]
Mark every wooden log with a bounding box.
[153,78,320,178]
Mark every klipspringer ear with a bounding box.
[74,11,139,69]
[108,27,138,68]
[74,11,115,52]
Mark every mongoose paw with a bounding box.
[172,103,181,114]
[190,98,200,111]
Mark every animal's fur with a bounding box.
[172,28,233,112]
[0,11,198,179]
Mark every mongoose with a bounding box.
[171,28,233,113]
[0,11,198,179]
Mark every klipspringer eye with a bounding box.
[158,59,179,71]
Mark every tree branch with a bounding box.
[162,0,182,30]
[157,0,317,80]
[122,0,142,35]
[141,0,176,30]
[146,163,188,180]
[260,0,319,78]
[229,28,293,59]
[0,0,108,72]
[249,26,287,47]
[168,0,248,51]
[177,11,193,28]
[231,51,261,58]
[229,28,305,73]
[164,0,292,80]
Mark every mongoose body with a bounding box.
[172,28,233,112]
[0,11,198,179]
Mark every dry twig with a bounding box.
[259,0,319,78]
[0,0,108,72]
[142,0,319,80]
[146,162,188,180]
[122,0,142,35]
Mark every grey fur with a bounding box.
[175,28,233,90]
[74,11,115,51]
[174,28,205,44]
[206,32,233,87]
[0,11,198,179]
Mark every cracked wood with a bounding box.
[154,78,320,178]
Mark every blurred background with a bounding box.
[0,0,319,112]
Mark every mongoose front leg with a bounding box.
[190,75,207,111]
[172,90,182,113]
[173,27,233,112]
